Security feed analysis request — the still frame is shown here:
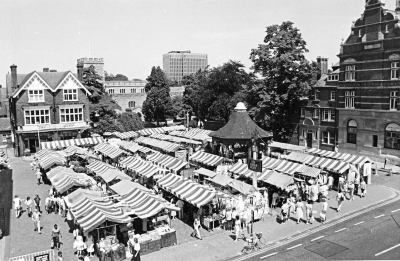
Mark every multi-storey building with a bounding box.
[77,57,104,81]
[298,0,400,163]
[163,51,208,83]
[104,80,147,111]
[8,64,92,156]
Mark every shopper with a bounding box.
[13,195,22,218]
[272,191,278,208]
[51,224,62,249]
[226,208,232,231]
[360,180,367,197]
[296,200,304,224]
[234,215,241,242]
[131,237,141,261]
[191,217,202,240]
[348,182,355,201]
[281,200,289,224]
[336,191,345,212]
[320,198,328,223]
[32,208,42,234]
[305,200,313,224]
[338,175,345,193]
[354,175,360,196]
[45,196,52,214]
[57,251,63,261]
[36,168,42,185]
[34,195,41,213]
[25,196,33,217]
[327,175,334,191]
[58,196,66,217]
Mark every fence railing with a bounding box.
[9,249,55,261]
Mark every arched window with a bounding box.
[128,101,135,108]
[385,123,400,150]
[347,120,357,144]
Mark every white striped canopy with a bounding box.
[189,151,225,167]
[112,131,138,140]
[303,155,349,174]
[263,171,294,189]
[169,128,212,141]
[70,196,131,232]
[261,157,321,177]
[146,152,187,172]
[86,160,116,175]
[157,173,182,190]
[94,143,125,159]
[119,188,165,218]
[229,162,252,176]
[306,148,372,166]
[119,157,159,178]
[41,137,104,150]
[137,125,185,136]
[134,137,181,153]
[38,152,66,170]
[99,168,131,183]
[150,133,202,145]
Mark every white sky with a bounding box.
[0,0,395,85]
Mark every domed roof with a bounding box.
[234,102,247,111]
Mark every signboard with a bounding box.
[34,253,50,261]
[248,159,262,172]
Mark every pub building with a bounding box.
[8,64,92,156]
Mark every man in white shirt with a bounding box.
[13,195,21,218]
[32,208,42,234]
[327,175,334,191]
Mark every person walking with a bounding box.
[287,198,295,221]
[336,191,345,212]
[32,208,42,234]
[131,237,141,261]
[226,208,232,231]
[305,200,313,224]
[281,200,289,224]
[272,191,278,209]
[338,175,345,193]
[36,168,42,185]
[320,199,328,223]
[348,182,355,201]
[45,196,52,214]
[58,196,65,217]
[296,200,304,224]
[57,251,63,261]
[354,174,360,196]
[34,195,41,213]
[360,180,367,197]
[234,215,241,242]
[25,196,33,217]
[13,195,22,218]
[327,175,334,191]
[191,217,202,240]
[51,224,62,249]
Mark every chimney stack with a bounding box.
[43,68,49,72]
[77,63,84,82]
[317,56,329,75]
[49,69,57,72]
[10,64,17,91]
[396,0,400,11]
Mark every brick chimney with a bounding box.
[43,68,49,72]
[77,63,84,82]
[396,0,400,11]
[10,64,18,91]
[49,69,57,72]
[317,56,329,75]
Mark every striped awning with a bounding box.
[71,197,131,232]
[170,128,212,141]
[147,153,187,172]
[36,149,53,158]
[262,157,283,170]
[286,151,313,163]
[119,188,165,218]
[86,160,116,175]
[189,151,225,167]
[41,137,104,150]
[168,177,216,207]
[229,162,252,176]
[94,143,125,159]
[157,173,182,190]
[274,161,304,175]
[306,148,372,166]
[51,174,87,194]
[100,168,131,183]
[112,131,138,140]
[38,153,66,170]
[263,171,294,189]
[340,154,372,166]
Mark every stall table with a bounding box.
[201,215,222,231]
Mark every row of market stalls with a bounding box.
[137,125,186,136]
[40,137,105,150]
[135,137,182,154]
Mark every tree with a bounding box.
[83,65,121,134]
[104,71,129,81]
[118,112,144,131]
[248,21,320,141]
[142,67,173,126]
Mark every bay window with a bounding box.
[60,107,83,123]
[25,108,50,125]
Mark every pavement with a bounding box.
[1,147,400,261]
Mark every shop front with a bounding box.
[15,122,91,156]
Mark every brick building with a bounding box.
[8,64,92,156]
[298,0,400,163]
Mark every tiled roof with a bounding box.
[0,118,11,131]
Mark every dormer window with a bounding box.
[28,90,44,102]
[63,89,78,101]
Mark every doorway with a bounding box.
[306,131,313,148]
[28,139,38,153]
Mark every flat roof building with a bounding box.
[163,51,208,83]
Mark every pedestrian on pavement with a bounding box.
[191,217,202,240]
[281,200,289,224]
[320,198,328,223]
[288,198,295,221]
[360,180,367,197]
[51,224,62,249]
[343,182,349,199]
[338,175,345,193]
[25,196,33,217]
[272,191,278,208]
[305,200,313,224]
[234,215,241,241]
[131,237,141,261]
[34,195,41,213]
[13,195,22,218]
[327,175,334,191]
[32,208,42,234]
[336,191,345,212]
[36,168,42,185]
[57,251,63,261]
[58,196,65,217]
[225,208,232,231]
[354,174,360,196]
[45,195,52,214]
[296,200,304,224]
[348,182,355,201]
[54,195,59,214]
[245,207,252,235]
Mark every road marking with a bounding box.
[374,214,385,219]
[354,221,364,226]
[287,244,302,250]
[334,228,347,233]
[375,243,400,256]
[391,208,400,213]
[260,252,278,259]
[311,236,324,242]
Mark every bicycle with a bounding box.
[241,232,267,254]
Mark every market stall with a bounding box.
[87,160,117,175]
[37,151,66,170]
[41,137,104,150]
[146,152,187,174]
[189,151,226,170]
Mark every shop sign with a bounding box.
[38,123,76,130]
[34,253,50,261]
[248,159,262,172]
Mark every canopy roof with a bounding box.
[207,174,233,187]
[110,180,151,196]
[193,168,217,178]
[100,168,131,183]
[210,102,272,140]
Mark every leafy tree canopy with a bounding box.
[118,112,144,132]
[248,21,320,141]
[104,71,129,81]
